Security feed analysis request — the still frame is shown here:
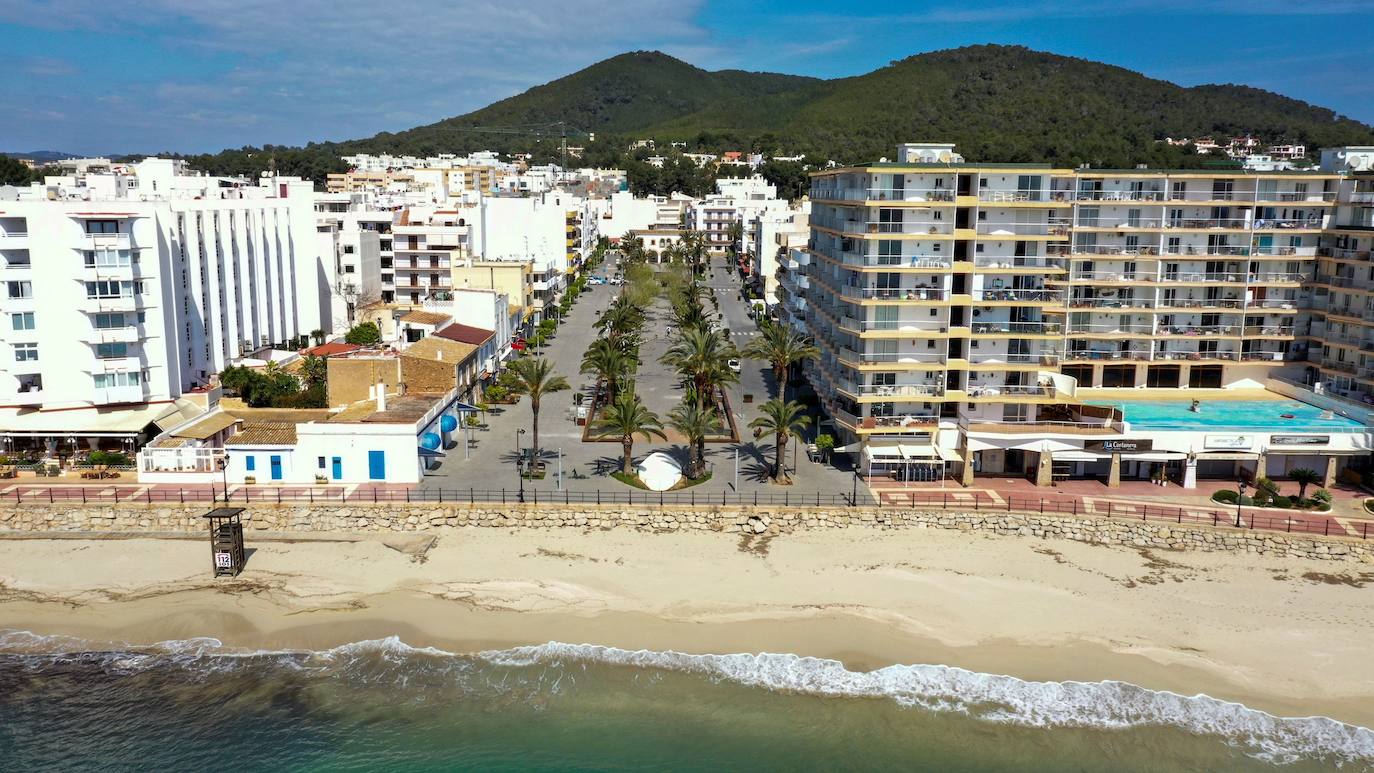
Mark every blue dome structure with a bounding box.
[420,432,442,450]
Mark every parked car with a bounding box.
[727,358,742,373]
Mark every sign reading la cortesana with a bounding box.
[1083,439,1154,453]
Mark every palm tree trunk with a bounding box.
[622,438,634,475]
[775,363,786,400]
[774,433,786,482]
[531,399,541,465]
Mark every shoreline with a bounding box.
[2,529,1373,729]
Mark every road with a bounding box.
[421,252,860,498]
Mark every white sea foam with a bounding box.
[480,642,1374,766]
[4,630,1371,765]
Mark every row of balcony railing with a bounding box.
[1064,271,1302,283]
[810,187,1339,204]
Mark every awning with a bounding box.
[1130,452,1188,461]
[452,402,481,412]
[834,442,863,453]
[0,403,177,437]
[866,443,948,461]
[1195,452,1258,461]
[1051,451,1104,462]
[418,447,447,457]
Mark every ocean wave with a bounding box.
[4,630,1371,765]
[481,642,1374,766]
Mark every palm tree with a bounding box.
[661,326,738,412]
[504,357,569,465]
[744,320,819,399]
[749,399,811,484]
[668,402,721,479]
[581,339,635,402]
[299,354,327,389]
[595,392,667,475]
[1287,468,1321,499]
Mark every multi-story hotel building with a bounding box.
[779,143,1373,489]
[0,166,330,455]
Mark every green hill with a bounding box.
[344,45,1374,168]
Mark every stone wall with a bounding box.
[0,503,1370,563]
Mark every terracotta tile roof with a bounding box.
[170,411,238,440]
[302,342,361,357]
[405,336,477,364]
[434,322,495,346]
[399,310,451,326]
[227,422,297,446]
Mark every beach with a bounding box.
[2,527,1373,730]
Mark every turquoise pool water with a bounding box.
[1090,399,1366,431]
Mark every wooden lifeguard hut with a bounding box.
[203,507,246,578]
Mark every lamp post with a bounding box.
[219,452,230,503]
[851,451,860,506]
[516,428,527,503]
[1235,479,1247,528]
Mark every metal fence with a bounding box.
[0,485,1366,540]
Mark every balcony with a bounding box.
[838,347,947,366]
[811,187,955,203]
[1064,349,1153,362]
[1242,325,1296,337]
[840,317,949,335]
[973,256,1066,270]
[1164,217,1250,230]
[1074,189,1165,202]
[79,295,143,313]
[1066,323,1155,336]
[842,286,947,302]
[1162,245,1251,256]
[967,352,1061,366]
[92,384,148,405]
[974,220,1070,237]
[1253,217,1325,230]
[840,381,946,399]
[0,231,28,248]
[817,218,954,237]
[1076,217,1167,229]
[971,321,1062,336]
[978,188,1073,203]
[823,250,952,269]
[1070,245,1166,257]
[973,289,1063,304]
[1155,324,1240,337]
[1152,298,1245,309]
[966,383,1052,398]
[84,232,131,250]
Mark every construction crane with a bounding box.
[440,121,591,168]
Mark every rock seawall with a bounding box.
[1,504,1369,563]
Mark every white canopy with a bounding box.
[635,451,684,491]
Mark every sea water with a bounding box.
[1,631,1371,771]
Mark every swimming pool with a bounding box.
[1089,399,1366,431]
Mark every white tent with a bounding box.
[635,451,683,491]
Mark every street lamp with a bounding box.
[516,428,527,503]
[1235,479,1247,528]
[218,452,230,503]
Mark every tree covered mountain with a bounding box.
[343,45,1374,168]
[175,45,1374,185]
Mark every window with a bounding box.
[84,249,131,268]
[7,281,32,298]
[14,343,38,362]
[318,456,327,469]
[245,456,256,472]
[93,313,127,329]
[93,372,141,388]
[95,342,129,359]
[11,312,34,331]
[84,219,120,234]
[86,280,141,298]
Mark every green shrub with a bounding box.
[1255,476,1280,495]
[344,322,380,345]
[1211,489,1238,503]
[1251,488,1272,507]
[1238,495,1255,506]
[1312,489,1333,504]
[1271,495,1293,509]
[88,450,131,466]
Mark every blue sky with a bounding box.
[1,0,1369,155]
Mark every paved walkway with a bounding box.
[421,254,859,498]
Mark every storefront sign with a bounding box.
[1084,439,1154,453]
[1204,434,1253,450]
[1269,435,1329,446]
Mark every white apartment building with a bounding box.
[0,168,330,455]
[779,142,1372,489]
[752,202,811,303]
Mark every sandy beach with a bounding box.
[2,528,1373,728]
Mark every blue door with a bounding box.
[269,455,283,481]
[367,450,386,481]
[331,457,342,480]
